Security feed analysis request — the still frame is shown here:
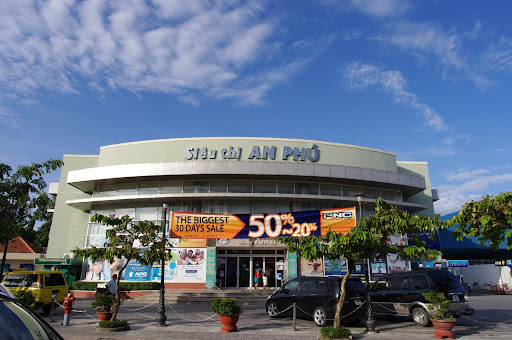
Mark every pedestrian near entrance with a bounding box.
[106,274,117,295]
[263,272,268,289]
[254,267,261,289]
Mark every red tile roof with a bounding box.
[0,237,41,254]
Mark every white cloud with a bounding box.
[498,148,508,152]
[0,0,330,112]
[378,21,494,89]
[442,134,471,146]
[343,61,447,131]
[434,168,512,215]
[348,0,410,17]
[0,104,22,128]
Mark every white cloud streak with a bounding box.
[343,61,447,131]
[348,0,410,18]
[434,167,512,215]
[0,0,330,112]
[379,21,494,89]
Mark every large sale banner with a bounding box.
[171,207,356,239]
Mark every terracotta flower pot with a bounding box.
[218,314,239,332]
[431,319,456,339]
[96,311,113,321]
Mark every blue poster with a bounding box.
[324,258,348,275]
[123,259,151,281]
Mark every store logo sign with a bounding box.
[185,144,319,162]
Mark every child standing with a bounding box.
[263,272,268,289]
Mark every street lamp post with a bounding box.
[355,192,378,333]
[156,202,169,327]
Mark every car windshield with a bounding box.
[3,275,25,287]
[430,271,465,293]
[0,298,62,339]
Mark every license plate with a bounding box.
[354,299,362,305]
[452,295,460,302]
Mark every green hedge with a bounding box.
[99,319,128,328]
[71,281,160,291]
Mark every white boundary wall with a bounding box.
[457,264,512,286]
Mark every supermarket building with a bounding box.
[46,137,438,289]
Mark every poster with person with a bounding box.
[300,257,323,276]
[85,256,126,281]
[386,253,409,273]
[176,247,207,282]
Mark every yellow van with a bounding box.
[1,271,69,313]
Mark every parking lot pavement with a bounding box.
[45,294,512,340]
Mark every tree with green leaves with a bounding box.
[0,160,63,278]
[73,214,173,321]
[278,198,450,328]
[452,191,512,251]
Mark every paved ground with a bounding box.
[44,293,512,340]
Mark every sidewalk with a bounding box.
[49,297,512,340]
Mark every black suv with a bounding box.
[266,275,366,327]
[370,269,474,326]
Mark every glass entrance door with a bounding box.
[225,257,238,287]
[239,257,250,288]
[264,257,276,287]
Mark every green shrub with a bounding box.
[91,293,116,312]
[320,326,351,339]
[424,291,455,320]
[209,297,242,316]
[71,281,160,291]
[14,290,35,306]
[98,319,128,328]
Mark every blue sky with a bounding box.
[1,0,511,216]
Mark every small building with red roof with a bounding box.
[0,237,44,272]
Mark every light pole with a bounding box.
[355,192,378,333]
[156,202,169,327]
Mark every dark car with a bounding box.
[0,290,64,340]
[370,269,474,326]
[266,275,366,327]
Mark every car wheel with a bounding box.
[267,301,279,318]
[412,307,431,327]
[313,306,328,327]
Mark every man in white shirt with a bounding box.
[106,274,117,295]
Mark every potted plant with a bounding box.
[91,294,116,321]
[210,297,243,332]
[424,290,457,339]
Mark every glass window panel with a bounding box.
[228,181,252,193]
[320,183,341,196]
[183,181,209,193]
[252,201,277,213]
[138,182,159,195]
[380,189,397,201]
[253,181,277,193]
[159,181,183,194]
[295,182,319,195]
[114,208,135,218]
[227,201,251,214]
[191,201,203,212]
[210,201,226,214]
[98,185,117,197]
[397,191,403,202]
[117,183,137,195]
[135,207,157,220]
[278,202,293,213]
[277,182,294,194]
[342,185,361,198]
[363,187,380,199]
[210,181,227,193]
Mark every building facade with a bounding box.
[47,137,438,289]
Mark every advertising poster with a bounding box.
[386,254,410,273]
[85,257,126,281]
[351,260,366,277]
[124,258,151,282]
[205,249,216,289]
[287,252,297,280]
[151,249,177,282]
[170,207,356,239]
[370,256,387,278]
[324,258,348,276]
[176,247,207,282]
[300,257,323,276]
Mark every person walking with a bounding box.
[263,272,268,289]
[254,267,262,289]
